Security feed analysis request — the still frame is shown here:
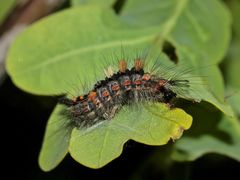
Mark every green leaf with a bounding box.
[226,0,240,88]
[6,3,232,116]
[120,0,232,115]
[69,103,192,168]
[39,105,72,171]
[71,0,115,7]
[167,0,240,163]
[171,103,240,161]
[121,0,230,63]
[226,87,240,115]
[6,6,161,95]
[227,0,240,42]
[0,0,16,24]
[120,0,178,26]
[6,2,233,170]
[226,49,240,88]
[225,42,240,114]
[168,49,233,116]
[224,0,240,115]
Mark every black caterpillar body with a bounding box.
[59,59,189,128]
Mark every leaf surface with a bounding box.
[39,105,72,171]
[69,103,192,168]
[71,0,115,7]
[5,1,234,170]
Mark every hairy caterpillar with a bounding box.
[59,58,190,128]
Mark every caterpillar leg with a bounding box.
[166,102,175,109]
[59,97,76,107]
[103,105,121,120]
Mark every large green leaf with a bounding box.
[39,105,72,171]
[121,0,230,63]
[6,6,161,95]
[171,103,240,161]
[39,103,192,171]
[5,1,233,171]
[226,43,240,115]
[0,0,16,24]
[71,0,115,7]
[225,0,240,115]
[169,0,240,163]
[6,3,232,115]
[227,0,240,42]
[120,0,232,115]
[69,103,192,168]
[227,89,240,116]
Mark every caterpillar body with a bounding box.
[59,58,189,128]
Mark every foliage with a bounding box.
[5,0,240,172]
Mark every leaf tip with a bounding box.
[170,126,185,142]
[38,154,53,172]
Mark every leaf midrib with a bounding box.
[13,34,155,76]
[14,0,188,77]
[160,0,188,39]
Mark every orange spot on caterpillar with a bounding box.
[88,91,97,100]
[134,58,144,71]
[142,73,151,81]
[124,80,131,86]
[102,90,110,97]
[112,84,120,91]
[119,59,127,73]
[134,80,141,85]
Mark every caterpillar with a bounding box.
[59,57,190,128]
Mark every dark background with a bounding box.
[1,77,240,180]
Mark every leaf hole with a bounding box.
[113,0,127,14]
[162,41,178,64]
